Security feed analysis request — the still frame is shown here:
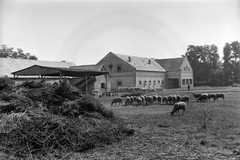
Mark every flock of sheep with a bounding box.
[110,91,225,116]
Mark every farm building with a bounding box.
[97,52,166,90]
[97,52,193,90]
[155,56,193,88]
[0,57,75,78]
[0,58,109,94]
[69,64,111,96]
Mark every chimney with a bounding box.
[148,59,151,64]
[128,56,131,62]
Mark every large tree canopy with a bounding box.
[222,41,240,84]
[0,44,38,60]
[185,44,220,86]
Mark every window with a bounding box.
[117,65,122,73]
[117,81,122,87]
[182,79,185,85]
[101,83,105,89]
[144,80,147,86]
[186,79,189,85]
[108,64,113,71]
[158,80,161,85]
[149,80,152,86]
[153,80,156,86]
[190,79,192,85]
[139,80,142,86]
[162,80,164,85]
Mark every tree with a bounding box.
[185,44,220,86]
[222,41,240,84]
[0,44,38,60]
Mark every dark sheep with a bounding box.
[157,95,162,104]
[216,93,224,100]
[208,93,216,100]
[193,92,201,101]
[125,96,131,106]
[171,102,186,116]
[162,96,168,104]
[181,95,189,103]
[172,95,177,104]
[111,97,123,106]
[198,93,208,102]
[167,95,173,105]
[176,95,181,102]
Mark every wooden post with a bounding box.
[85,75,88,94]
[105,73,108,96]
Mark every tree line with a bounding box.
[0,44,38,60]
[1,42,239,86]
[185,41,240,86]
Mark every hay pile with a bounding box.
[0,78,133,158]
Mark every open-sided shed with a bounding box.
[11,65,109,94]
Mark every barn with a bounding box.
[69,64,111,96]
[97,52,194,90]
[155,56,193,89]
[0,58,109,95]
[97,52,166,90]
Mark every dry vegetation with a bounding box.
[74,87,240,160]
[0,77,240,159]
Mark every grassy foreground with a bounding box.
[71,87,240,160]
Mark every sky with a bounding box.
[1,0,240,65]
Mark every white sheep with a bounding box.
[171,102,186,116]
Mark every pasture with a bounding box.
[73,87,240,160]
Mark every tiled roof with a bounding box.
[0,58,75,77]
[69,64,103,71]
[155,57,184,71]
[113,53,165,72]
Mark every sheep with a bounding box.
[140,95,146,105]
[153,95,158,104]
[111,97,123,106]
[193,92,201,101]
[162,96,168,104]
[171,102,186,116]
[216,93,224,100]
[176,95,181,102]
[124,96,131,106]
[180,95,189,103]
[167,95,173,105]
[198,93,208,102]
[172,95,177,104]
[157,95,162,104]
[208,93,216,100]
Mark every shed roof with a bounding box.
[155,57,184,71]
[11,65,108,78]
[0,58,75,77]
[111,52,165,72]
[69,64,104,71]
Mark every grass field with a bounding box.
[70,87,240,160]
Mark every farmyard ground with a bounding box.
[71,87,240,160]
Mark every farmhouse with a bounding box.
[97,52,166,90]
[97,52,193,90]
[155,56,193,88]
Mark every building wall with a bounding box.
[180,57,194,88]
[109,72,135,90]
[136,71,165,89]
[94,74,111,95]
[98,54,136,90]
[166,71,181,88]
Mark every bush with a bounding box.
[0,79,133,158]
[0,76,14,90]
